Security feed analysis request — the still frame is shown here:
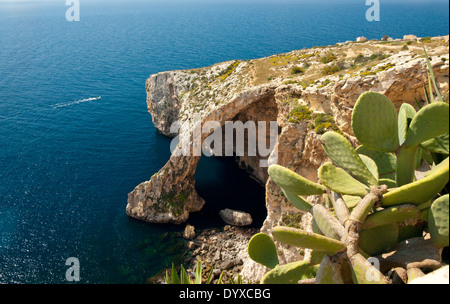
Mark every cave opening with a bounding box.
[187,93,279,230]
[189,155,267,230]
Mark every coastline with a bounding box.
[138,34,449,283]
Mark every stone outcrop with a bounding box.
[127,36,449,282]
[219,209,253,227]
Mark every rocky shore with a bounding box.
[183,226,259,283]
[148,225,259,284]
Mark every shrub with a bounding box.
[287,105,312,123]
[320,53,337,64]
[313,114,341,134]
[291,66,305,75]
[354,54,366,64]
[322,64,341,75]
[420,37,432,43]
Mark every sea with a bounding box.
[0,0,448,284]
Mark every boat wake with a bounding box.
[52,96,101,109]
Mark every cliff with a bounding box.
[127,35,449,280]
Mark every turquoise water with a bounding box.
[0,0,448,284]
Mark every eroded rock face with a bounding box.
[127,37,449,281]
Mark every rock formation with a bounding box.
[219,209,253,227]
[127,36,449,281]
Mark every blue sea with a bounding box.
[0,0,448,284]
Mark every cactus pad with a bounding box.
[428,194,449,248]
[260,260,311,284]
[311,204,345,241]
[268,164,326,196]
[352,92,399,152]
[318,163,369,197]
[398,103,417,146]
[404,102,449,148]
[248,233,279,269]
[359,154,379,182]
[363,204,420,229]
[382,157,449,206]
[349,253,390,284]
[421,132,449,155]
[281,189,313,213]
[321,131,378,187]
[273,226,347,254]
[356,146,397,176]
[378,178,397,188]
[359,224,399,256]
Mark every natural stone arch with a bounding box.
[126,87,279,224]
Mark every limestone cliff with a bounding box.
[126,35,449,279]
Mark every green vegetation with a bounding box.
[287,104,340,135]
[165,260,245,284]
[287,105,312,123]
[249,84,449,283]
[420,36,432,43]
[322,64,341,75]
[313,113,341,135]
[320,53,337,64]
[152,190,188,217]
[217,61,241,81]
[291,66,305,75]
[354,54,366,64]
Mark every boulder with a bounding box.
[183,224,196,239]
[403,34,418,41]
[219,209,253,227]
[356,36,368,42]
[409,266,449,284]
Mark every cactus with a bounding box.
[428,194,449,248]
[272,227,347,254]
[349,253,390,284]
[321,131,378,187]
[352,91,399,152]
[362,204,420,229]
[353,90,449,187]
[281,188,313,212]
[248,86,449,284]
[260,260,311,284]
[248,233,279,269]
[382,157,449,206]
[355,145,397,176]
[318,162,369,197]
[268,164,326,196]
[421,132,449,155]
[404,102,449,148]
[358,224,399,256]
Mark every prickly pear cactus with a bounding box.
[248,89,449,284]
[428,194,449,248]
